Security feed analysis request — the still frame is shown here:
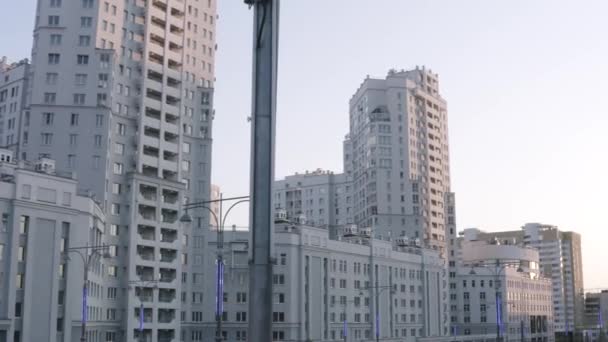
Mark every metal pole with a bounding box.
[343,302,347,342]
[81,262,88,342]
[376,278,380,342]
[521,319,524,342]
[216,193,223,342]
[247,1,279,342]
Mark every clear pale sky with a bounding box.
[3,1,607,288]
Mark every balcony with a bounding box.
[162,170,178,182]
[138,204,157,222]
[136,265,155,281]
[158,288,176,303]
[152,0,167,12]
[135,287,155,302]
[139,184,158,201]
[160,228,177,243]
[159,248,177,263]
[162,189,179,205]
[137,245,155,262]
[163,150,178,163]
[164,131,179,144]
[151,16,166,30]
[144,126,161,139]
[138,225,156,241]
[142,164,159,178]
[159,268,176,283]
[143,145,159,159]
[145,107,161,121]
[148,51,164,67]
[158,309,175,323]
[161,209,178,224]
[133,308,153,323]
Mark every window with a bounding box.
[116,123,126,135]
[69,134,77,146]
[82,0,94,8]
[50,0,62,7]
[114,143,124,155]
[75,74,87,85]
[112,183,121,194]
[78,35,91,46]
[67,154,76,168]
[107,266,117,277]
[48,15,60,26]
[41,133,53,145]
[236,312,247,322]
[109,224,119,235]
[236,292,247,303]
[49,53,59,65]
[94,135,102,147]
[16,274,24,288]
[77,55,89,65]
[272,312,285,322]
[70,113,79,126]
[80,16,92,28]
[42,112,54,125]
[183,143,191,154]
[95,114,103,127]
[73,94,85,105]
[113,162,123,174]
[46,73,58,85]
[44,93,56,104]
[50,34,62,45]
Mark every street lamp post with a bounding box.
[359,285,394,342]
[469,259,524,342]
[180,194,249,342]
[63,244,113,342]
[128,279,159,342]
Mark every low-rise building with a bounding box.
[451,236,554,342]
[188,217,448,341]
[580,290,608,341]
[0,152,107,341]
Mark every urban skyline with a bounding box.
[3,1,607,290]
[1,0,607,341]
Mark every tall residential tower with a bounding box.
[344,67,454,255]
[16,0,218,340]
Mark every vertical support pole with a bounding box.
[248,1,279,342]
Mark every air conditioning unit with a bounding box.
[35,158,56,174]
[274,209,288,223]
[342,224,358,237]
[359,227,372,238]
[396,236,410,247]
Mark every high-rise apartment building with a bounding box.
[274,169,352,236]
[344,67,454,255]
[11,0,218,340]
[0,58,30,151]
[461,223,585,335]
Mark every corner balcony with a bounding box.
[139,184,158,202]
[133,308,153,323]
[137,225,156,242]
[138,205,157,223]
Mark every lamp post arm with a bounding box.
[185,204,220,229]
[221,199,250,228]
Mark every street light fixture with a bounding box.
[180,194,249,342]
[63,244,115,342]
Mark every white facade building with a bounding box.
[274,169,352,236]
[0,58,30,152]
[0,153,107,342]
[451,238,554,342]
[344,67,455,255]
[191,218,447,342]
[460,224,585,335]
[6,0,219,340]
